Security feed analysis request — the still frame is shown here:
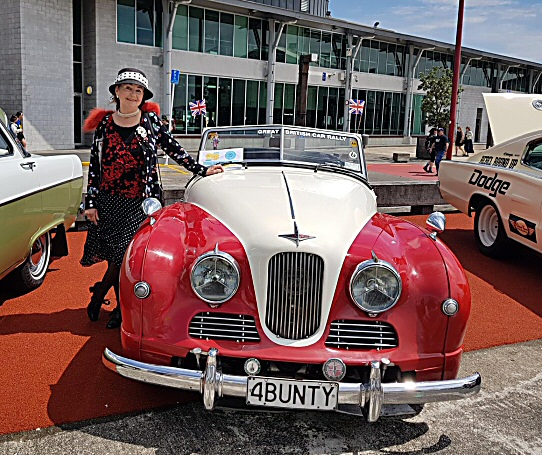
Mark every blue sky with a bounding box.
[328,0,542,63]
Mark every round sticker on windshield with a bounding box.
[350,140,358,147]
[225,150,237,160]
[349,151,358,159]
[532,100,542,111]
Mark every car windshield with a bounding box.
[198,126,366,179]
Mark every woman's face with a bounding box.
[115,83,144,111]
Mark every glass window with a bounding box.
[306,85,317,128]
[377,42,387,75]
[331,33,342,70]
[204,10,219,54]
[382,92,393,134]
[73,62,83,93]
[234,16,248,58]
[172,74,187,134]
[276,23,287,63]
[204,76,217,127]
[154,0,162,47]
[368,41,378,74]
[316,86,327,129]
[310,30,321,66]
[248,18,262,60]
[286,25,298,64]
[327,87,338,130]
[373,91,384,134]
[320,32,331,68]
[246,80,259,125]
[395,45,404,76]
[273,83,284,124]
[232,79,246,125]
[259,81,267,124]
[220,13,234,56]
[187,75,203,134]
[261,20,269,61]
[283,83,295,125]
[172,5,188,50]
[136,0,154,46]
[117,0,135,43]
[386,43,396,76]
[364,90,375,134]
[189,7,204,53]
[218,78,232,126]
[301,27,310,56]
[337,87,345,129]
[358,40,369,73]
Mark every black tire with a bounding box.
[474,201,509,258]
[16,231,52,290]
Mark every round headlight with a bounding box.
[349,259,402,313]
[191,249,240,304]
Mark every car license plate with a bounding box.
[246,377,338,410]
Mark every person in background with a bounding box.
[464,126,474,154]
[423,127,437,173]
[81,68,224,329]
[9,114,26,148]
[161,114,173,132]
[455,126,466,156]
[432,128,450,175]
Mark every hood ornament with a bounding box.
[278,172,315,246]
[279,221,315,247]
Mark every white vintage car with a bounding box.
[439,93,542,257]
[0,119,83,290]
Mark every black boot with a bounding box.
[106,307,122,329]
[87,282,110,322]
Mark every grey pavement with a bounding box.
[1,339,540,454]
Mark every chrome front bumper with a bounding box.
[103,347,481,422]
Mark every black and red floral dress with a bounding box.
[81,112,207,267]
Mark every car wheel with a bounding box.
[474,201,509,258]
[17,231,52,290]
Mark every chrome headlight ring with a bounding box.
[190,244,240,305]
[349,258,402,314]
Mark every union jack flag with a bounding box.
[189,99,207,117]
[348,99,365,115]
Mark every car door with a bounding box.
[519,140,542,251]
[0,125,42,279]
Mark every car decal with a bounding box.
[468,169,510,197]
[478,155,519,169]
[509,214,537,243]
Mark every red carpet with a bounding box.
[0,213,540,435]
[368,163,439,180]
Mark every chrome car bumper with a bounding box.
[103,347,481,422]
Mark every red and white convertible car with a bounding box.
[439,93,542,258]
[103,125,480,421]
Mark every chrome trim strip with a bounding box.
[103,348,482,422]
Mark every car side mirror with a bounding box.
[426,211,446,239]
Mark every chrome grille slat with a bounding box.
[189,312,260,342]
[265,252,324,340]
[325,320,399,350]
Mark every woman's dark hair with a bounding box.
[10,114,17,122]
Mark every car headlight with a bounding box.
[349,258,402,314]
[191,245,240,305]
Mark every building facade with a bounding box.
[1,0,542,151]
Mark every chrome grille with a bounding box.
[325,320,398,350]
[189,312,260,342]
[265,252,324,340]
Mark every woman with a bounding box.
[464,126,474,154]
[81,68,223,329]
[455,126,466,156]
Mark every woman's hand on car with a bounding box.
[206,164,225,175]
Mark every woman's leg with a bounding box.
[87,261,119,322]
